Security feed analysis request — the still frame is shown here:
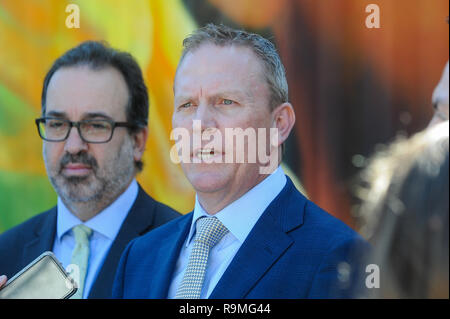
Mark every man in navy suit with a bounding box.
[112,24,368,299]
[0,41,180,298]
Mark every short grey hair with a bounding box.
[178,23,289,110]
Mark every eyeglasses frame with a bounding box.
[35,117,137,143]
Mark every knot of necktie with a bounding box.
[194,217,229,247]
[72,224,93,244]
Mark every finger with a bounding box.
[0,275,7,287]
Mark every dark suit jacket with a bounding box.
[0,185,180,298]
[112,176,369,299]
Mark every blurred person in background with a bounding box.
[355,121,449,298]
[429,61,449,127]
[0,41,180,298]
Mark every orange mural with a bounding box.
[1,0,448,232]
[0,0,196,232]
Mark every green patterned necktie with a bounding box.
[175,216,229,299]
[70,224,93,299]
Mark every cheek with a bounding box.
[441,105,449,118]
[89,145,110,166]
[105,136,136,164]
[43,143,63,165]
[172,114,192,130]
[219,113,267,131]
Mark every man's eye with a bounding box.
[92,123,108,129]
[47,120,65,128]
[86,122,110,130]
[222,99,234,105]
[180,102,192,109]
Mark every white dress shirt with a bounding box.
[52,179,138,299]
[167,166,287,299]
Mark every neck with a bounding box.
[62,199,111,222]
[197,173,269,215]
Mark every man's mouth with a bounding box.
[62,163,92,176]
[193,148,223,162]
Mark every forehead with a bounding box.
[174,44,268,96]
[45,65,129,118]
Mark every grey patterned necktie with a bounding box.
[175,217,229,299]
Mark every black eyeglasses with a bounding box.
[35,117,136,143]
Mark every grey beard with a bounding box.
[46,139,136,207]
[52,174,107,203]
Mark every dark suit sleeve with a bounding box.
[112,239,134,299]
[307,235,370,298]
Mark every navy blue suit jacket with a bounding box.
[0,186,180,298]
[113,177,368,299]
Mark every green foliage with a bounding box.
[0,171,56,233]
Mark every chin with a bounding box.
[51,174,102,202]
[186,168,231,194]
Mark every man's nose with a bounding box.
[194,103,217,131]
[64,126,88,154]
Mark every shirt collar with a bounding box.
[186,166,287,247]
[56,179,139,241]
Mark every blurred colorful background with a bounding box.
[0,0,448,233]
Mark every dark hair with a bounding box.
[179,23,289,110]
[355,122,449,298]
[41,41,148,171]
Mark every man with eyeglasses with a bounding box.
[0,41,180,298]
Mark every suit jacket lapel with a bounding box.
[23,208,57,267]
[88,186,158,298]
[148,213,192,298]
[209,177,306,299]
[209,214,293,299]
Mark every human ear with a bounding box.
[271,102,296,147]
[132,127,148,162]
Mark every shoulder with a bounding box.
[0,209,56,245]
[303,200,362,241]
[278,178,362,243]
[152,200,182,224]
[134,186,181,226]
[298,197,370,275]
[281,183,366,255]
[0,208,56,276]
[128,212,191,253]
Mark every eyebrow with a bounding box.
[83,112,114,120]
[45,111,114,120]
[212,90,249,98]
[175,90,251,103]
